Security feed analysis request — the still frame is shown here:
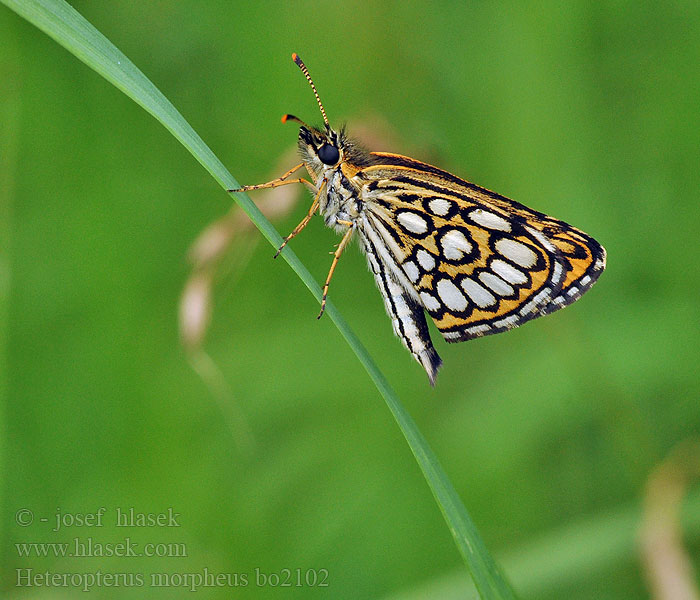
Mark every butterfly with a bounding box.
[229,53,606,384]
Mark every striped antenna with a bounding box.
[291,53,329,127]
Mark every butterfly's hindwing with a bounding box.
[356,153,606,343]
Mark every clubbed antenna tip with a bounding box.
[290,52,329,127]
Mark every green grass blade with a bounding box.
[2,1,517,596]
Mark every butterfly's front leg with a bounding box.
[317,219,354,319]
[227,162,309,193]
[274,178,327,258]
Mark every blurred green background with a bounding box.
[3,1,700,598]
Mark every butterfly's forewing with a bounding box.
[357,153,606,342]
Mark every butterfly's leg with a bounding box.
[317,220,354,319]
[274,179,327,258]
[227,163,307,192]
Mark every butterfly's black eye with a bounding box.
[318,143,340,165]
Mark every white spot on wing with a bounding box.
[440,230,472,260]
[419,291,441,311]
[428,198,451,216]
[494,315,520,329]
[552,261,564,285]
[443,331,461,340]
[469,209,511,232]
[391,294,411,318]
[416,249,435,271]
[403,261,420,283]
[466,324,491,335]
[460,277,496,308]
[527,227,556,252]
[520,289,550,315]
[479,272,514,296]
[397,211,428,234]
[437,279,468,311]
[491,259,528,285]
[495,239,537,268]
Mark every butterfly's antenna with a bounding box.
[291,52,329,127]
[281,113,310,128]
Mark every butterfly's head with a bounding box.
[281,53,346,179]
[284,117,342,178]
